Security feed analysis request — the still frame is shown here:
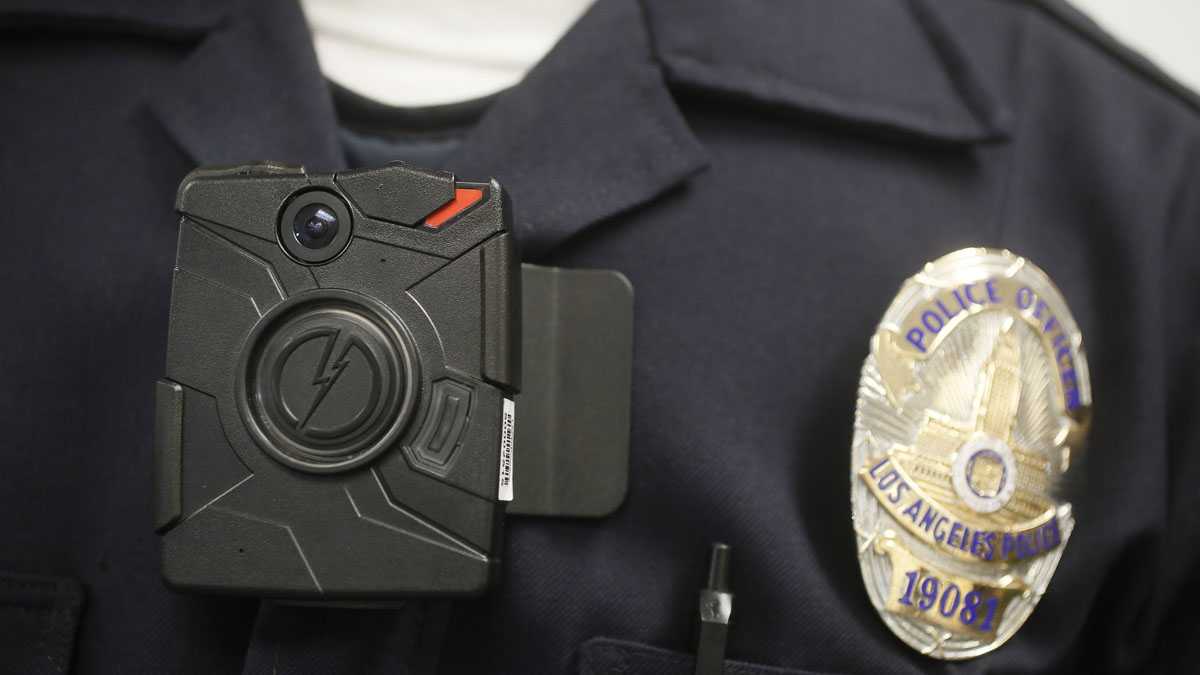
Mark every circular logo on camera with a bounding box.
[238,290,419,473]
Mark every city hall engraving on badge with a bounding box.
[850,248,1091,659]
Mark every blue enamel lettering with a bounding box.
[948,521,962,548]
[922,310,944,334]
[934,516,949,542]
[952,288,968,312]
[905,327,926,353]
[1016,286,1034,310]
[985,278,1001,303]
[868,456,890,478]
[902,498,923,522]
[919,504,938,532]
[964,283,983,305]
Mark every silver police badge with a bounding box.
[850,248,1091,659]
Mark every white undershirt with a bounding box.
[300,0,594,107]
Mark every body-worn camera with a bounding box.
[155,163,522,598]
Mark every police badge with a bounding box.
[850,248,1091,659]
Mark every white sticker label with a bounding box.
[498,398,516,502]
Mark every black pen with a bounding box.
[695,543,733,675]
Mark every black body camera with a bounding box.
[155,163,522,599]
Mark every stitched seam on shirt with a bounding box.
[547,65,703,241]
[664,52,987,140]
[1012,0,1200,116]
[989,3,1034,244]
[907,0,1009,131]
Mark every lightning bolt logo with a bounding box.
[297,329,354,431]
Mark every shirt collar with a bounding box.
[144,0,346,173]
[3,0,1014,257]
[444,0,709,258]
[0,0,232,37]
[447,0,1014,256]
[641,0,1014,145]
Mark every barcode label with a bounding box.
[498,398,515,501]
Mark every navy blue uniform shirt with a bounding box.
[1,0,1198,673]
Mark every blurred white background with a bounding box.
[1069,0,1200,95]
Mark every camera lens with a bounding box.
[292,204,340,249]
[279,191,352,264]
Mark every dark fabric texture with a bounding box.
[239,602,442,675]
[0,0,1198,673]
[578,637,825,675]
[332,80,490,170]
[0,572,85,674]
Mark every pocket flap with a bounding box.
[579,637,831,675]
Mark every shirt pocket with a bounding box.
[579,637,834,675]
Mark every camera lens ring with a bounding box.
[278,190,353,264]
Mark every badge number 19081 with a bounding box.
[850,248,1091,659]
